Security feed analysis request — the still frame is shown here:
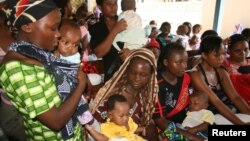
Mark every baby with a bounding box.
[182,91,215,139]
[101,94,146,141]
[54,19,81,64]
[173,25,190,50]
[54,19,93,125]
[113,0,147,52]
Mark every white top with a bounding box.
[60,52,81,64]
[182,109,215,128]
[173,35,191,50]
[113,10,147,51]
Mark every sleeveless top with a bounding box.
[199,64,239,113]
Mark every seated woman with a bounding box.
[153,43,203,141]
[223,34,250,105]
[90,48,159,141]
[190,35,250,125]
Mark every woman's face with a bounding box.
[203,44,226,68]
[161,25,171,35]
[99,0,117,18]
[127,58,152,90]
[29,9,61,51]
[229,41,249,63]
[164,51,188,77]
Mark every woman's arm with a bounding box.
[93,19,127,57]
[219,69,250,115]
[190,71,245,124]
[185,122,210,134]
[37,66,87,131]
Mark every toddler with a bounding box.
[113,0,147,52]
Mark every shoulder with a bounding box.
[189,69,202,78]
[88,20,104,33]
[2,51,43,66]
[216,67,229,80]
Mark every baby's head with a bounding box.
[189,91,209,112]
[177,25,188,36]
[121,0,136,11]
[58,19,81,57]
[107,94,130,127]
[146,39,160,60]
[192,24,202,35]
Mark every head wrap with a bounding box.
[91,48,158,126]
[147,38,160,49]
[4,0,57,28]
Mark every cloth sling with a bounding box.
[9,41,88,140]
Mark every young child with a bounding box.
[101,94,146,141]
[54,19,81,64]
[148,26,159,39]
[192,24,202,36]
[173,25,191,50]
[112,0,147,52]
[182,91,215,139]
[189,24,202,50]
[144,20,157,37]
[146,38,160,60]
[54,19,94,125]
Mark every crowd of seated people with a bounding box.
[1,0,250,141]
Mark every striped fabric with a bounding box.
[0,61,84,141]
[91,48,158,126]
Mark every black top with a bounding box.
[88,16,122,81]
[153,74,188,124]
[199,64,239,113]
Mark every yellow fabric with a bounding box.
[182,109,215,128]
[101,117,145,141]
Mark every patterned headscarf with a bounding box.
[91,48,158,126]
[4,0,57,28]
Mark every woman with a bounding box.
[91,48,159,141]
[0,0,87,140]
[190,35,250,125]
[223,34,250,105]
[88,0,127,81]
[153,43,203,141]
[156,22,173,49]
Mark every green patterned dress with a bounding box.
[0,61,84,141]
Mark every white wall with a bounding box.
[89,0,250,38]
[220,0,250,38]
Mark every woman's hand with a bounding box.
[77,63,87,87]
[112,19,127,34]
[119,48,131,61]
